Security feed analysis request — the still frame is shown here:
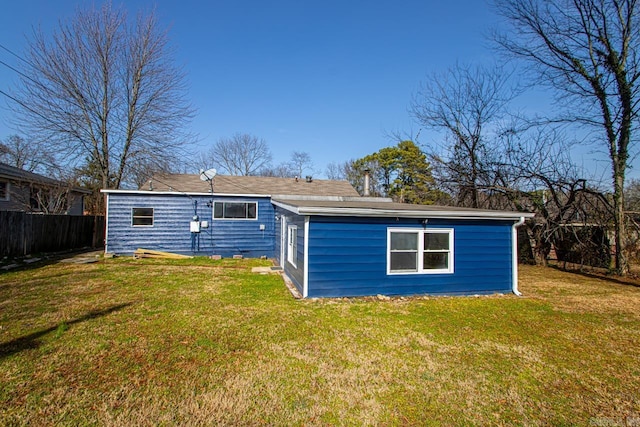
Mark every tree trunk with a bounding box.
[613,170,629,274]
[527,225,550,267]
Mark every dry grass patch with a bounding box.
[520,264,640,317]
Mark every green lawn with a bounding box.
[1,257,639,426]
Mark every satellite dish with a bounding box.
[199,168,217,181]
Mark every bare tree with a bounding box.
[26,185,75,214]
[325,161,349,180]
[626,178,640,211]
[200,133,272,176]
[0,134,58,175]
[10,3,194,194]
[493,0,640,274]
[411,62,518,208]
[494,125,611,266]
[289,151,314,178]
[258,163,294,178]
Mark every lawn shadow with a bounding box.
[0,248,103,275]
[548,264,640,288]
[0,302,132,359]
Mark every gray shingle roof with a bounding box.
[145,174,360,197]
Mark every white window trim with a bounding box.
[279,216,286,268]
[132,207,154,227]
[387,228,454,275]
[212,201,258,220]
[287,224,298,267]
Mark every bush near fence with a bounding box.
[0,211,104,257]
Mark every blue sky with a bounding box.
[0,0,627,181]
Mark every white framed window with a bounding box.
[287,225,298,267]
[132,207,154,227]
[387,228,454,274]
[213,201,257,220]
[0,181,9,201]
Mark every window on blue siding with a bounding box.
[213,202,257,219]
[388,228,453,274]
[132,208,154,226]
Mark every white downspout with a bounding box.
[104,192,110,255]
[303,216,309,298]
[512,216,525,296]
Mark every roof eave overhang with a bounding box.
[1,173,89,193]
[100,189,272,197]
[272,200,535,221]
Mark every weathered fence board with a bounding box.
[0,212,105,257]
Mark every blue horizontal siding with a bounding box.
[106,194,275,257]
[306,216,514,298]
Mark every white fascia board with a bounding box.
[100,189,272,198]
[271,200,302,214]
[281,205,534,221]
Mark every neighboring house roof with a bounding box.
[0,162,91,194]
[272,197,535,220]
[0,162,61,186]
[104,174,361,198]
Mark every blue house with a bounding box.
[102,174,533,298]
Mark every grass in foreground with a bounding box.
[1,257,639,426]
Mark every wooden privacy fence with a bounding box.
[0,212,105,257]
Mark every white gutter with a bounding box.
[512,216,526,296]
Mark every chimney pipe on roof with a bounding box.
[363,169,370,197]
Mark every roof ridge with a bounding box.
[141,173,360,197]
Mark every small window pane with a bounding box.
[247,203,257,219]
[133,208,153,217]
[423,252,448,270]
[0,182,7,199]
[391,232,418,250]
[390,252,418,271]
[134,216,153,226]
[213,203,224,218]
[424,233,449,251]
[132,208,154,226]
[224,203,246,218]
[287,225,298,266]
